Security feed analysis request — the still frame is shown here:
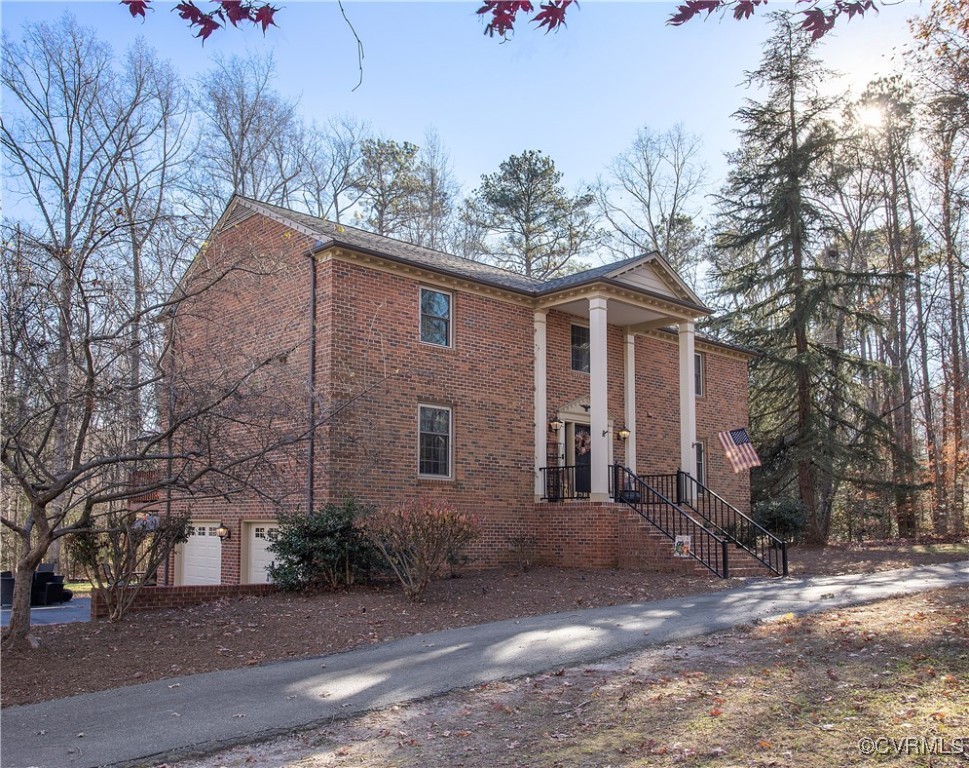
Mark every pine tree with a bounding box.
[463,150,600,279]
[710,14,895,544]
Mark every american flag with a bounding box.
[717,428,761,473]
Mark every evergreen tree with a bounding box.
[463,150,600,279]
[710,14,895,544]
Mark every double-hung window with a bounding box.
[420,288,451,347]
[571,324,590,373]
[695,441,706,486]
[418,405,451,478]
[695,352,705,397]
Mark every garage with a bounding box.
[177,522,222,585]
[246,523,279,584]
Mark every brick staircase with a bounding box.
[617,507,776,578]
[611,466,788,579]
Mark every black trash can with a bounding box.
[1,573,14,607]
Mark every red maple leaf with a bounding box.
[800,7,837,40]
[253,4,278,33]
[121,0,150,19]
[840,0,877,20]
[175,1,207,25]
[478,1,534,37]
[732,0,768,21]
[668,0,725,27]
[532,0,573,33]
[219,0,253,27]
[194,14,223,40]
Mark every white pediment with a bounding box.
[607,256,703,307]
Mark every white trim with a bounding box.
[678,321,697,497]
[624,331,637,473]
[417,404,453,479]
[694,351,705,398]
[569,321,591,373]
[418,286,453,349]
[589,296,610,500]
[695,440,706,486]
[534,311,548,499]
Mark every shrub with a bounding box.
[363,498,480,601]
[753,497,808,543]
[267,499,376,591]
[68,510,189,622]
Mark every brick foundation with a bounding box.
[90,583,278,620]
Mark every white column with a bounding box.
[533,310,548,499]
[589,297,609,500]
[678,321,697,488]
[624,331,637,474]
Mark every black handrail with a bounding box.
[540,465,591,501]
[610,465,729,578]
[676,471,788,577]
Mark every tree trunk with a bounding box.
[1,527,48,651]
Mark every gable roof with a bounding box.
[217,196,710,312]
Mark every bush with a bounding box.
[267,500,376,591]
[68,510,189,622]
[363,498,480,601]
[753,497,808,543]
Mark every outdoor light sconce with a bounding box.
[216,522,231,541]
[618,426,631,442]
[549,417,564,433]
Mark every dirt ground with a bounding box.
[2,541,966,710]
[174,585,969,768]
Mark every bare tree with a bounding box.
[401,129,462,251]
[0,18,308,649]
[189,53,308,225]
[300,115,371,224]
[597,124,708,285]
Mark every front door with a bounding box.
[574,424,592,495]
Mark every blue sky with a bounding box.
[2,1,923,200]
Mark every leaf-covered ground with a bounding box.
[177,585,969,768]
[2,541,966,710]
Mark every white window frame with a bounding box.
[694,351,705,398]
[695,440,706,486]
[419,287,453,348]
[571,323,591,374]
[418,404,453,479]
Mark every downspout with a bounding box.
[164,306,175,586]
[306,252,318,516]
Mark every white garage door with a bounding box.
[247,523,279,584]
[179,522,222,585]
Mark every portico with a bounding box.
[533,255,711,501]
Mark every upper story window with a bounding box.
[420,288,452,347]
[695,352,705,397]
[695,441,706,485]
[418,405,452,478]
[571,324,590,373]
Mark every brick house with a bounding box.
[163,195,770,587]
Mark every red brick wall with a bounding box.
[165,214,318,584]
[318,261,535,567]
[90,583,277,619]
[167,209,753,580]
[696,346,752,514]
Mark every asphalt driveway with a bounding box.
[0,597,91,627]
[2,561,967,768]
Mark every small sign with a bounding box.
[673,535,692,558]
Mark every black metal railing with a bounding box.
[540,465,591,501]
[675,471,788,577]
[610,465,729,578]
